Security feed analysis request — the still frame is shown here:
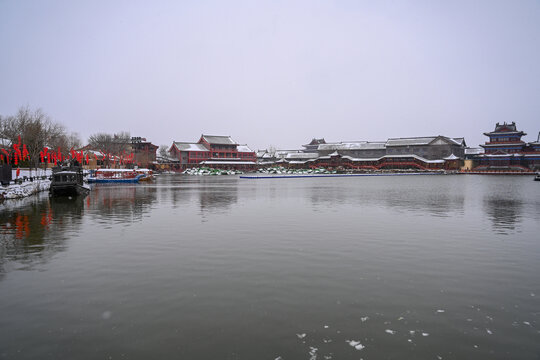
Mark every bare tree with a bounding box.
[0,106,70,171]
[158,145,169,159]
[88,131,131,167]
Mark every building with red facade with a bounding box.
[169,135,256,170]
[130,137,158,169]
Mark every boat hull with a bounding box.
[50,184,90,197]
[87,174,143,183]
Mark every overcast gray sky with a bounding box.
[1,0,539,150]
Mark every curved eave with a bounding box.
[483,131,526,136]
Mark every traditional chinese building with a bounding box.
[474,122,538,172]
[169,135,256,170]
[259,135,467,171]
[480,122,526,154]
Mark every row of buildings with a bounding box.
[20,122,529,172]
[156,122,539,172]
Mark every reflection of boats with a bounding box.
[87,169,144,183]
[50,167,90,196]
[135,168,155,182]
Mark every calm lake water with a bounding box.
[1,174,539,359]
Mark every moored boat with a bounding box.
[135,168,155,181]
[87,169,144,183]
[50,166,90,196]
[535,173,540,181]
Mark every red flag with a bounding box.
[16,167,20,177]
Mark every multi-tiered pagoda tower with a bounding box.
[480,122,526,154]
[474,122,539,172]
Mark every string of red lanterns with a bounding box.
[0,136,136,178]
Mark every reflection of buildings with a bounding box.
[484,197,523,234]
[308,179,464,217]
[85,185,157,222]
[197,182,238,213]
[0,194,85,273]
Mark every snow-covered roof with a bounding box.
[386,137,436,146]
[385,136,465,147]
[312,154,446,164]
[274,150,303,158]
[173,142,209,151]
[284,152,318,159]
[287,160,308,164]
[201,135,238,145]
[465,147,484,155]
[237,144,254,153]
[443,153,460,160]
[318,142,386,151]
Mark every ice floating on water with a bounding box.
[346,340,365,350]
[398,316,404,321]
[360,316,369,322]
[385,329,396,335]
[275,357,283,360]
[407,339,413,343]
[436,310,445,313]
[309,346,318,360]
[409,330,415,335]
[422,332,429,337]
[523,321,531,326]
[296,333,307,339]
[486,329,492,334]
[324,325,329,328]
[323,339,332,343]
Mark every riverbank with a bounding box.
[0,179,51,200]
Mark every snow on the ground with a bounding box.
[182,167,244,176]
[0,179,50,199]
[11,168,52,179]
[258,167,335,175]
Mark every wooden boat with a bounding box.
[87,169,145,183]
[50,166,90,196]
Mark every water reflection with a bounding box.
[0,194,85,274]
[484,197,523,234]
[86,184,157,224]
[197,183,238,213]
[308,177,464,217]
